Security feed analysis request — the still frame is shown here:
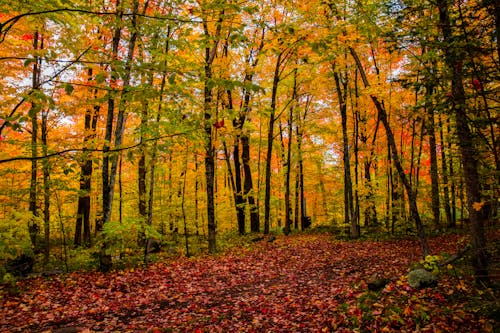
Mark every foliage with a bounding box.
[0,212,36,258]
[421,254,442,275]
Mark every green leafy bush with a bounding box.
[0,212,38,284]
[421,255,441,275]
[0,211,36,260]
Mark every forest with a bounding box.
[0,0,498,331]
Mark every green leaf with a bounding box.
[95,73,106,84]
[23,58,35,67]
[64,83,74,95]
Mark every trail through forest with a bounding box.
[1,234,496,332]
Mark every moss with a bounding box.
[407,268,438,289]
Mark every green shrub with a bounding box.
[0,211,36,260]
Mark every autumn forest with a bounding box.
[0,0,499,331]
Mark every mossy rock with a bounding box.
[408,268,438,289]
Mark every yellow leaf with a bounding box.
[482,320,494,333]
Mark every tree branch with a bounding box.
[0,131,192,164]
[0,46,91,136]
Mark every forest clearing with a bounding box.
[1,233,498,332]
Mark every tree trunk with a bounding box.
[333,70,357,238]
[75,68,99,247]
[41,107,50,265]
[181,145,190,257]
[104,0,140,226]
[437,0,489,283]
[439,114,453,228]
[242,134,260,232]
[202,10,223,253]
[228,89,246,235]
[264,51,283,234]
[29,30,41,248]
[283,68,298,235]
[298,96,311,230]
[100,6,122,232]
[427,94,441,229]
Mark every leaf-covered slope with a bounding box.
[1,234,494,332]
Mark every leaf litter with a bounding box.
[1,234,497,332]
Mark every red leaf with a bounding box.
[472,79,482,90]
[21,33,33,41]
[214,119,224,129]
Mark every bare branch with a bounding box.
[0,131,192,164]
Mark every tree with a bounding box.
[350,47,430,257]
[74,68,100,247]
[200,1,224,253]
[436,0,489,284]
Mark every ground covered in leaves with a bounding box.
[1,234,497,332]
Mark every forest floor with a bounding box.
[1,233,498,332]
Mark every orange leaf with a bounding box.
[472,201,484,211]
[403,306,412,316]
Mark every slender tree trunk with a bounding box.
[242,30,265,233]
[283,68,297,235]
[352,90,360,231]
[437,0,489,283]
[29,30,41,248]
[138,106,147,219]
[194,155,200,237]
[104,0,140,225]
[223,140,241,230]
[138,92,148,249]
[228,90,245,235]
[41,107,50,265]
[298,97,311,229]
[350,47,429,256]
[202,10,223,253]
[334,70,357,238]
[448,119,457,227]
[242,134,259,232]
[264,51,283,234]
[427,95,441,229]
[181,144,190,257]
[439,114,453,228]
[75,68,99,247]
[100,5,122,232]
[387,140,393,234]
[294,166,299,230]
[360,77,380,229]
